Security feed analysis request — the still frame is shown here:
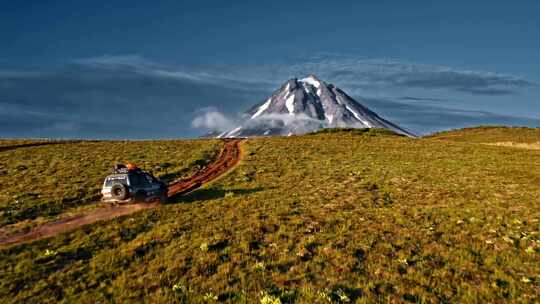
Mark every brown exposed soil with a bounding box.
[0,139,244,247]
[167,139,243,197]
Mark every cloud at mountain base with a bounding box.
[191,108,237,132]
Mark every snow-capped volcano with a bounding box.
[217,75,415,137]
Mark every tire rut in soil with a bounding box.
[0,139,244,247]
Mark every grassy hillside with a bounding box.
[1,127,540,303]
[429,126,540,143]
[0,140,221,231]
[0,139,57,148]
[0,139,82,150]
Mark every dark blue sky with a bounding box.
[1,1,539,138]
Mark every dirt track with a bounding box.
[0,139,244,247]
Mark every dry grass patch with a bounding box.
[484,141,540,150]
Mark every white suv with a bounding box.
[101,164,168,203]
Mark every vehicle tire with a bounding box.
[111,183,128,200]
[133,190,146,202]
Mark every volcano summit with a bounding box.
[217,75,415,137]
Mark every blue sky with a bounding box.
[1,0,539,138]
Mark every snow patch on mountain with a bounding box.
[285,94,295,114]
[252,98,271,118]
[299,75,321,88]
[212,75,415,138]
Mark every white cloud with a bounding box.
[191,108,236,131]
[73,54,158,70]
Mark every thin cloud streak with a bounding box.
[67,54,534,96]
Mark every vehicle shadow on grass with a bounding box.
[167,187,264,204]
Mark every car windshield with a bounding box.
[105,176,127,187]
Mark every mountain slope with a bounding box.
[218,75,415,137]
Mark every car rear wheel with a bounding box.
[111,184,128,200]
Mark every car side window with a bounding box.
[132,174,153,187]
[129,174,144,187]
[144,174,158,185]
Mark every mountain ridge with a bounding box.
[216,75,415,137]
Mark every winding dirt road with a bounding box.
[0,139,244,247]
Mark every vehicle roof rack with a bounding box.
[112,164,128,174]
[112,163,143,174]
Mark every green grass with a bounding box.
[308,127,404,137]
[1,127,539,303]
[0,139,50,148]
[0,139,221,228]
[429,125,540,143]
[0,139,81,149]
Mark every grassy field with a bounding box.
[1,127,539,303]
[0,139,82,150]
[0,139,221,231]
[429,126,540,144]
[0,139,56,148]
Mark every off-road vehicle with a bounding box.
[101,164,168,203]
